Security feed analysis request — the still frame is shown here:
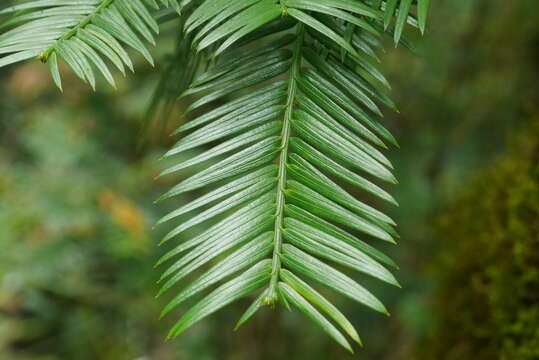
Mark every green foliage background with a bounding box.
[413,118,539,360]
[0,0,538,359]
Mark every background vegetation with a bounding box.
[1,0,538,359]
[413,117,539,360]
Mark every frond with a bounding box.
[0,0,173,90]
[156,0,428,352]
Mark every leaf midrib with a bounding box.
[266,23,304,304]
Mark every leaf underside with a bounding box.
[154,0,427,352]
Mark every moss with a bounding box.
[415,119,539,360]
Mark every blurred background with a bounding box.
[1,0,538,359]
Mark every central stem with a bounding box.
[40,0,115,62]
[266,24,304,305]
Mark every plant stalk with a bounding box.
[265,23,304,305]
[40,0,115,62]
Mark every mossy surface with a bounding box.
[415,119,539,360]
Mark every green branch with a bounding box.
[39,0,115,62]
[265,24,305,305]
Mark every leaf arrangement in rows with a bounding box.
[154,0,428,352]
[0,0,431,352]
[0,0,179,89]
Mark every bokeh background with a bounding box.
[1,0,538,359]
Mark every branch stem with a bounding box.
[40,0,115,62]
[265,23,304,304]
